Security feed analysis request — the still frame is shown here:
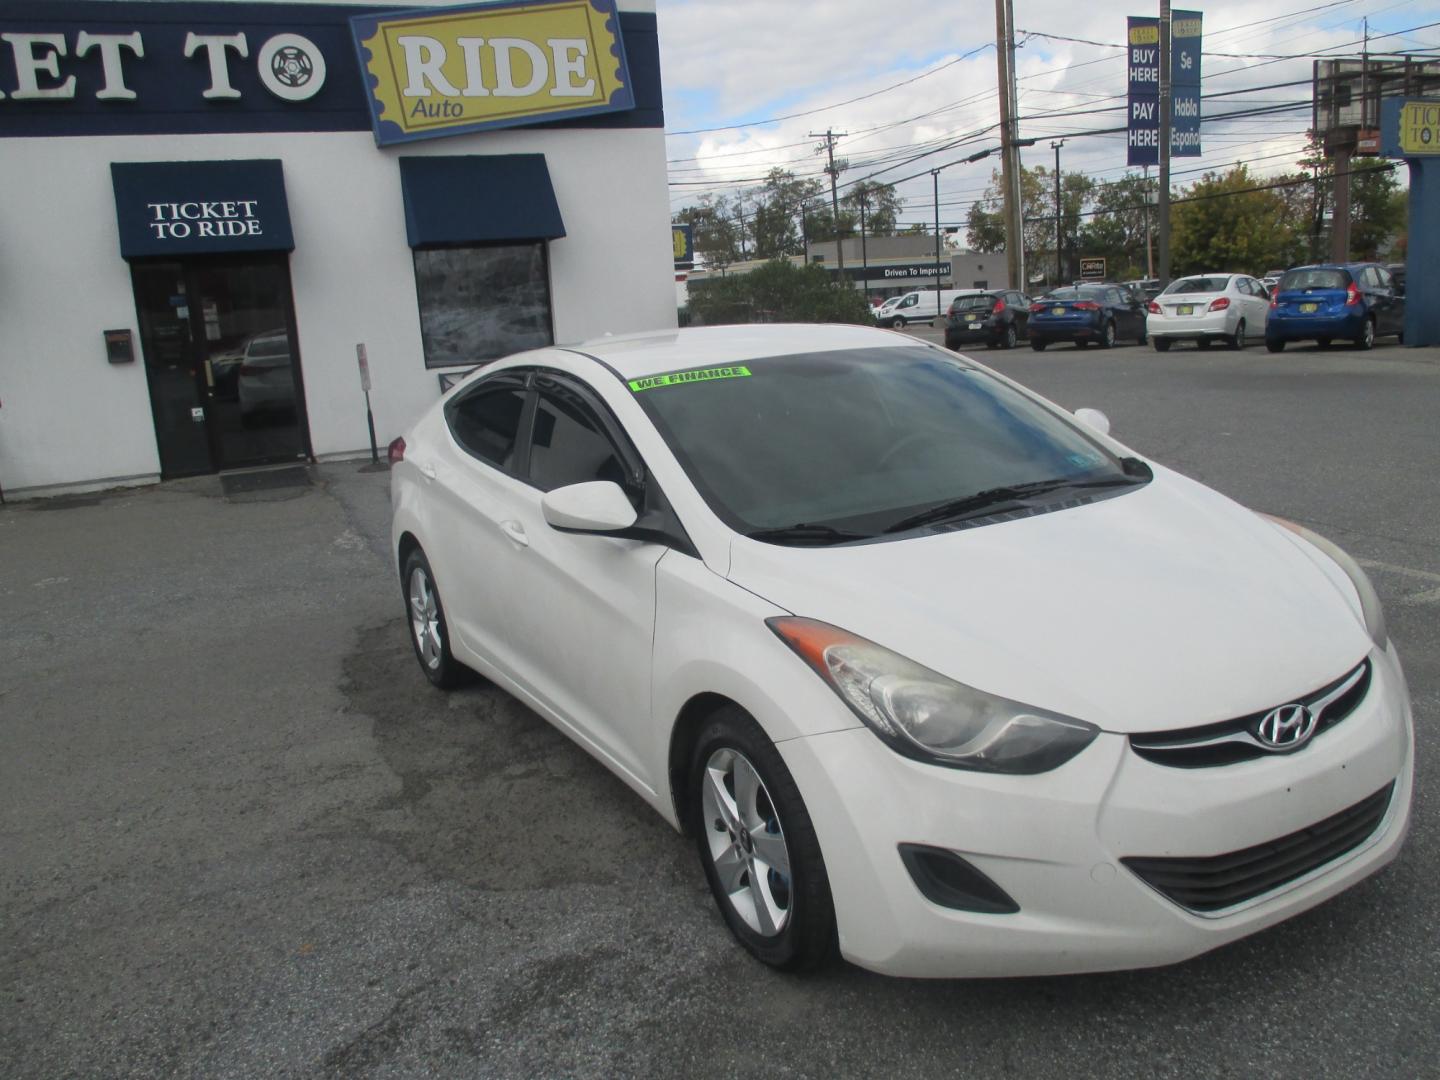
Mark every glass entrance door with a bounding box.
[132,255,308,477]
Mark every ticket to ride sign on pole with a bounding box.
[350,0,635,145]
[1381,98,1440,346]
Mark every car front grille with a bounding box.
[1121,782,1394,913]
[1128,659,1371,768]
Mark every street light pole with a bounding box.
[932,169,943,318]
[1051,139,1065,286]
[859,189,870,304]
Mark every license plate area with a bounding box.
[1177,304,1194,315]
[1301,302,1319,313]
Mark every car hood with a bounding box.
[726,467,1371,734]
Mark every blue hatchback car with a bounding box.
[1265,263,1405,352]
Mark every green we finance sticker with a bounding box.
[628,365,752,392]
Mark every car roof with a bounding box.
[550,323,917,380]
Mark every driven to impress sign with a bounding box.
[350,0,634,145]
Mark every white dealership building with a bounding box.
[0,0,674,496]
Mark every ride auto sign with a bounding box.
[350,0,634,146]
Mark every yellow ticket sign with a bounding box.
[1399,101,1440,156]
[350,0,634,145]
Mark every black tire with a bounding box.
[1098,320,1116,349]
[689,706,836,971]
[1153,337,1172,353]
[1227,319,1247,351]
[891,316,907,329]
[1003,323,1018,350]
[1197,338,1213,351]
[401,547,469,690]
[1398,330,1405,345]
[1355,318,1375,351]
[1137,327,1149,346]
[1031,339,1048,351]
[1317,337,1331,350]
[1266,338,1285,353]
[1076,338,1090,350]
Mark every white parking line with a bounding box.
[1358,559,1440,605]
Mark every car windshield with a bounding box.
[1043,287,1104,301]
[952,295,996,312]
[1164,276,1230,294]
[1280,268,1350,291]
[630,347,1137,539]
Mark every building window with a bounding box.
[413,244,553,369]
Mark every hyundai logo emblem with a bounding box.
[1254,703,1317,751]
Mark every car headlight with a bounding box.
[767,617,1099,774]
[1264,514,1388,650]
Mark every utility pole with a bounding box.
[932,170,943,317]
[1157,0,1172,288]
[800,202,810,264]
[811,129,847,284]
[1143,165,1154,279]
[858,188,871,303]
[1051,140,1065,286]
[995,0,1023,290]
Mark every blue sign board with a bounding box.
[1126,11,1201,166]
[1381,97,1440,346]
[0,1,662,138]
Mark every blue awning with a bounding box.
[111,160,293,259]
[399,155,566,248]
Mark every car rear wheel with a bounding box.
[1228,319,1247,351]
[402,548,469,689]
[1317,337,1331,350]
[1031,339,1048,351]
[1153,337,1172,352]
[1266,338,1285,353]
[1197,338,1213,351]
[1356,318,1375,351]
[690,707,835,971]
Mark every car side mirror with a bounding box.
[542,481,639,534]
[1074,407,1111,436]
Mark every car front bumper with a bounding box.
[780,642,1413,978]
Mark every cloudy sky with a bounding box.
[656,0,1440,234]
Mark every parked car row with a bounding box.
[926,262,1407,355]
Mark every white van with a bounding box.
[876,288,975,328]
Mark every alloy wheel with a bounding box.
[408,566,443,671]
[701,747,793,937]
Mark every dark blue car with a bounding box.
[1265,263,1405,352]
[1028,284,1148,350]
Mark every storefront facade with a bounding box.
[0,0,674,495]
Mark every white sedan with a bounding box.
[1147,273,1272,351]
[389,324,1412,977]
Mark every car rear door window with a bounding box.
[446,384,528,471]
[528,380,630,493]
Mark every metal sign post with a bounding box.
[357,344,379,465]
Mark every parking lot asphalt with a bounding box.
[3,338,1438,1078]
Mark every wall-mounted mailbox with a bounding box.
[104,329,135,365]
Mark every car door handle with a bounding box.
[500,520,529,548]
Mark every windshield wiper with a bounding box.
[745,523,872,546]
[881,474,1146,535]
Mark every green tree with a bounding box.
[1171,164,1296,275]
[687,260,873,325]
[674,195,744,270]
[1291,132,1407,262]
[1079,173,1154,282]
[844,181,904,237]
[750,168,825,259]
[967,165,1094,285]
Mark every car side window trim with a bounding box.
[442,368,538,479]
[529,369,646,491]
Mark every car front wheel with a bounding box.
[891,316,906,329]
[691,707,835,971]
[1003,323,1017,349]
[402,548,468,690]
[1356,317,1375,350]
[1098,320,1116,349]
[1228,319,1247,351]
